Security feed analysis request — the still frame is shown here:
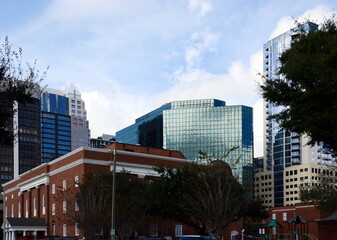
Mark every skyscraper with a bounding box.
[65,84,90,150]
[0,94,41,191]
[116,99,253,191]
[41,88,71,163]
[263,22,324,206]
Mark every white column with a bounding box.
[23,231,26,236]
[13,101,19,178]
[11,231,15,240]
[4,231,8,240]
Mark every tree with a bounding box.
[0,37,47,145]
[300,166,337,213]
[259,17,337,154]
[146,162,252,239]
[58,171,147,240]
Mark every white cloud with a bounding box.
[269,5,335,39]
[187,0,213,17]
[184,31,219,69]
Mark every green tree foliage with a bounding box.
[300,166,337,213]
[0,37,47,145]
[259,18,337,154]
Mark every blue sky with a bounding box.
[1,0,336,156]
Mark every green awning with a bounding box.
[267,219,284,228]
[288,215,306,224]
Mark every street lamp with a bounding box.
[110,149,117,240]
[98,146,117,240]
[103,146,117,240]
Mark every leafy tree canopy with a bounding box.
[0,37,47,145]
[259,17,337,154]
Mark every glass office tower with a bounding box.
[117,103,171,147]
[0,97,41,191]
[164,99,253,185]
[263,22,318,206]
[116,99,253,191]
[41,89,71,163]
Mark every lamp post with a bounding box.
[110,149,117,240]
[103,146,117,240]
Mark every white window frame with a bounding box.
[175,225,183,237]
[52,203,56,215]
[75,223,80,236]
[33,197,37,216]
[75,175,79,187]
[272,213,276,220]
[63,201,67,213]
[63,224,67,236]
[25,199,29,218]
[11,204,14,217]
[283,212,287,221]
[42,194,46,215]
[63,180,67,191]
[52,184,55,194]
[75,201,79,211]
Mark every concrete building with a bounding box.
[2,143,190,240]
[65,84,90,150]
[262,22,337,207]
[116,99,253,192]
[90,134,116,148]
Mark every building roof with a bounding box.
[6,218,47,227]
[320,212,337,221]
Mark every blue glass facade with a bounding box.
[116,103,171,147]
[116,99,253,192]
[263,22,318,206]
[41,92,71,162]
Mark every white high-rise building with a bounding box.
[65,83,90,150]
[262,22,336,207]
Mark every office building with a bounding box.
[65,84,90,150]
[0,96,41,192]
[117,99,253,189]
[90,134,116,148]
[41,88,72,163]
[262,22,336,207]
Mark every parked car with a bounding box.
[178,235,216,240]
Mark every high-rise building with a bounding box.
[90,134,116,148]
[117,99,253,191]
[0,95,41,192]
[262,22,337,207]
[65,84,90,150]
[41,88,71,163]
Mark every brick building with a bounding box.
[2,143,193,240]
[263,203,337,240]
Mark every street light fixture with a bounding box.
[97,146,117,240]
[102,145,117,240]
[110,149,117,240]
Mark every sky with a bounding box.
[1,0,336,157]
